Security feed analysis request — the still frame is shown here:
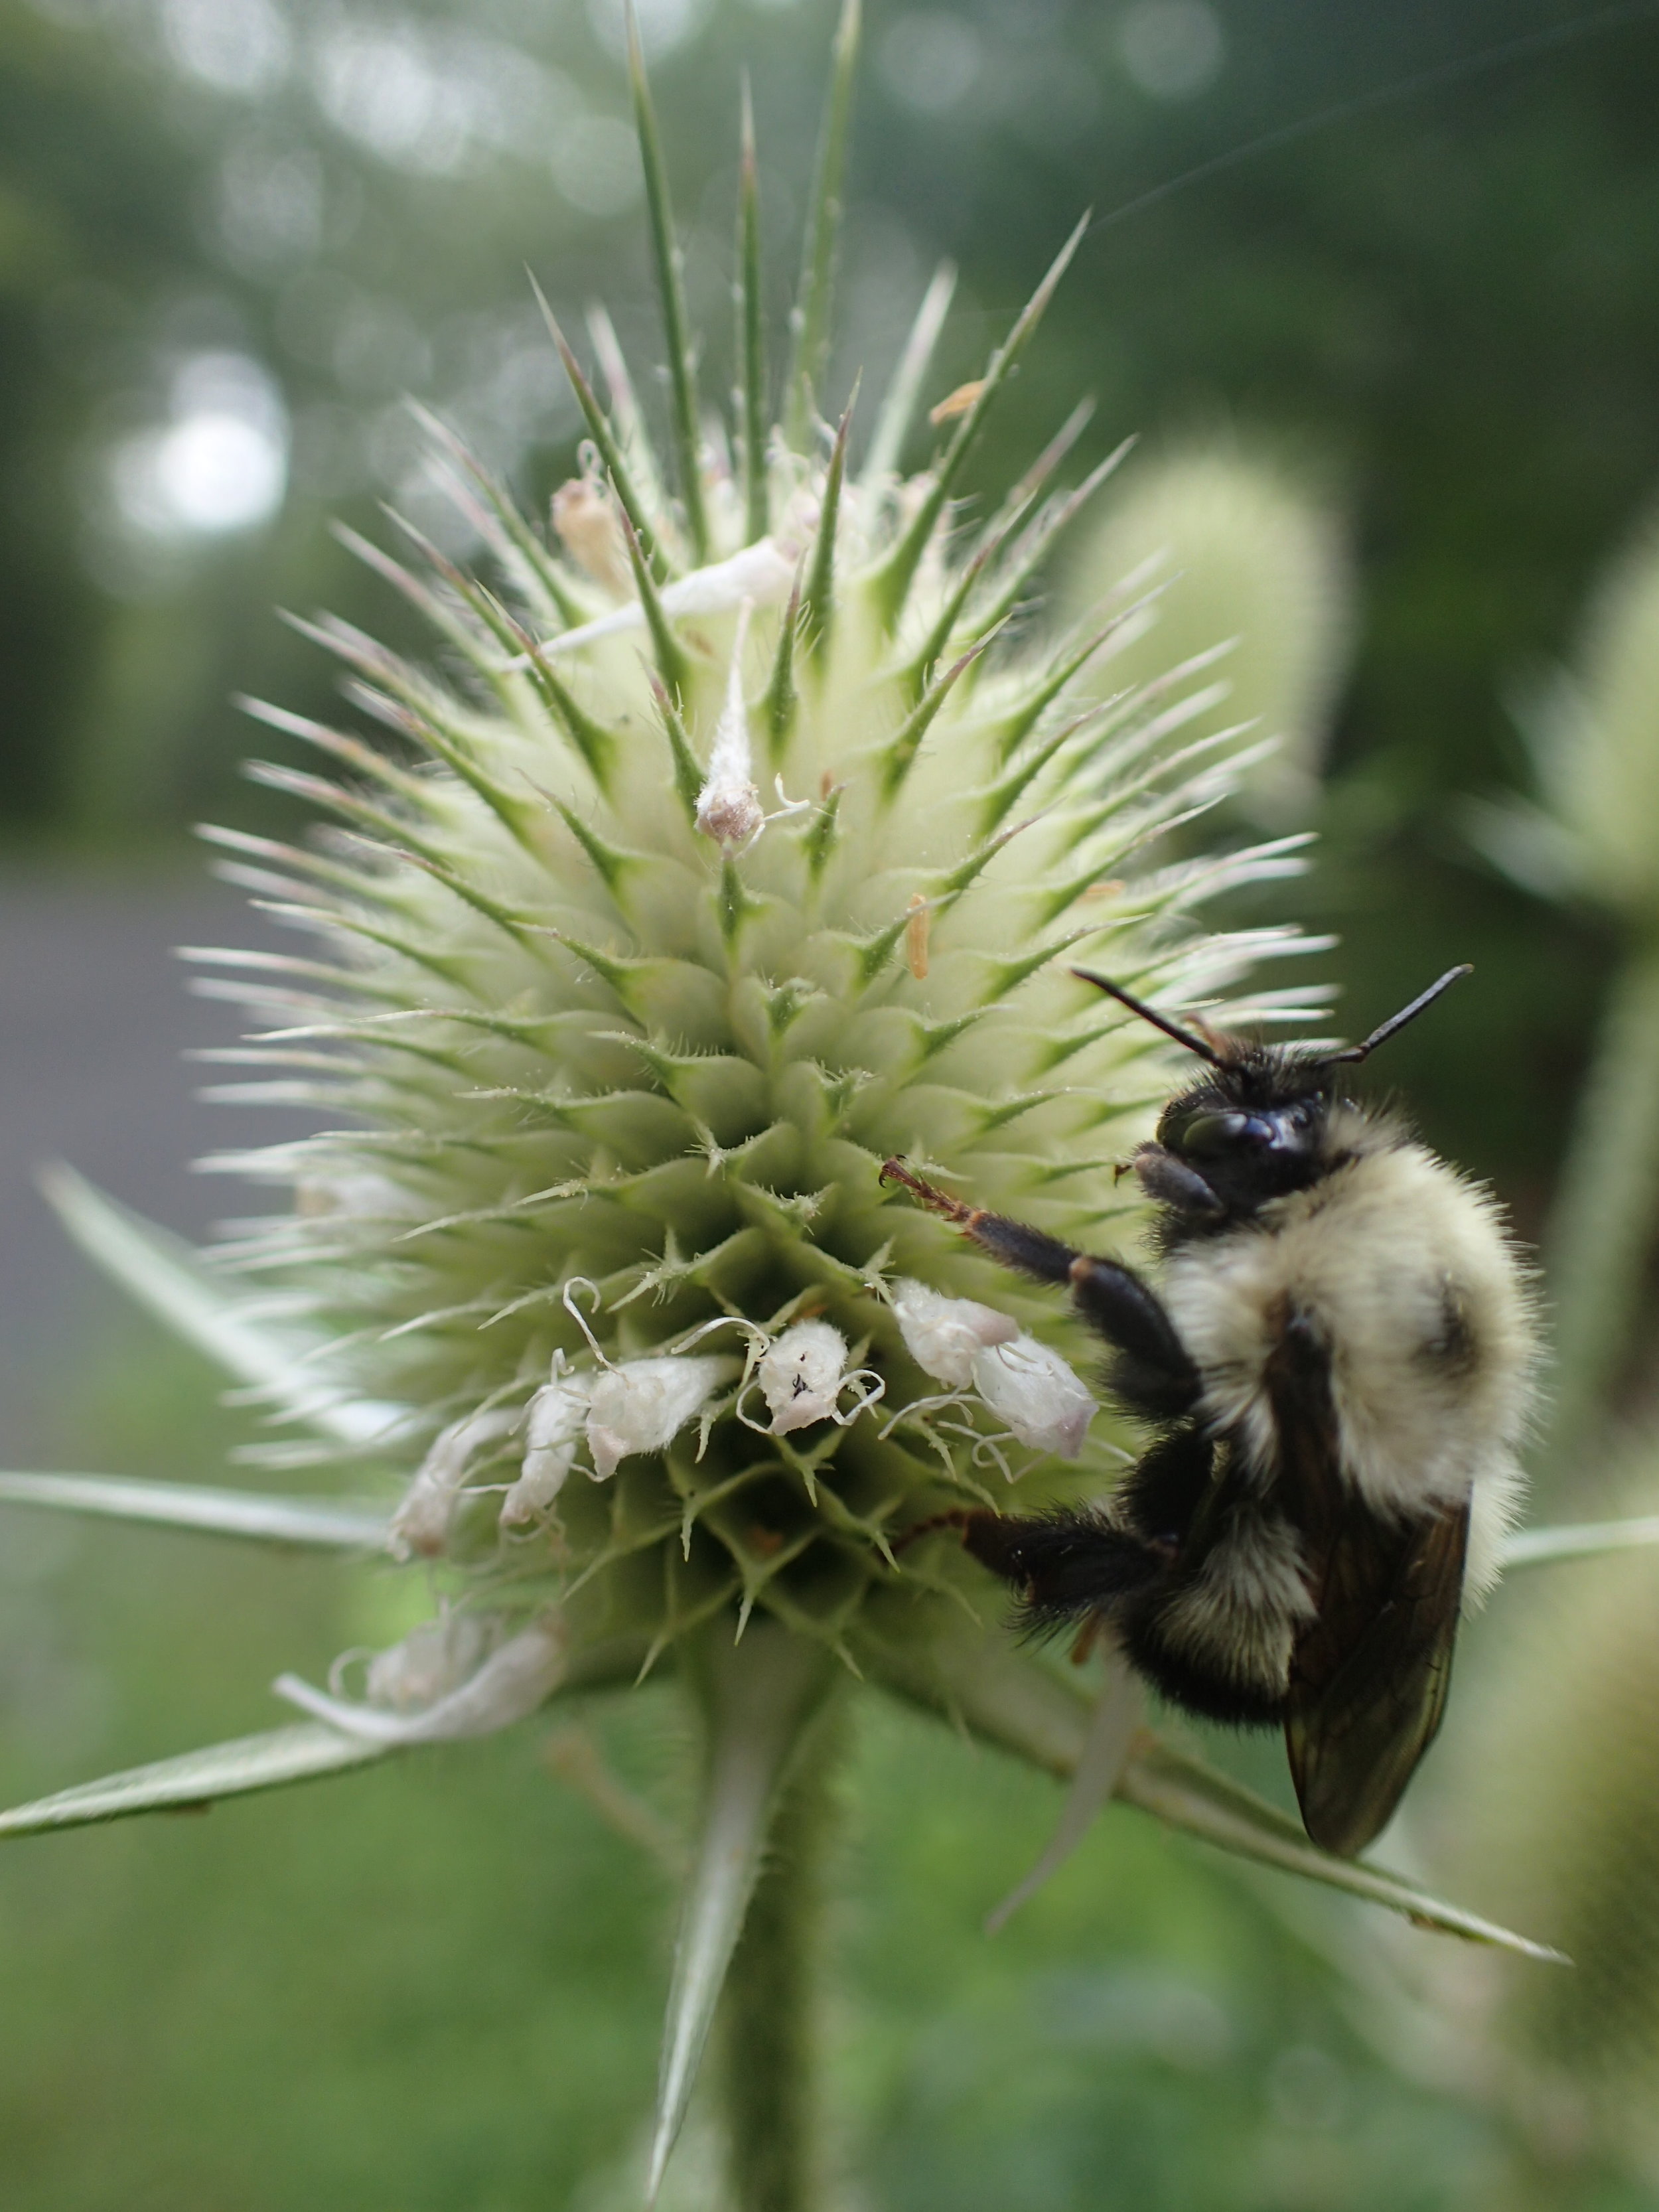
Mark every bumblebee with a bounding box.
[883,966,1538,1856]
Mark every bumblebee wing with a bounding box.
[1284,1501,1469,1859]
[1262,1308,1468,1859]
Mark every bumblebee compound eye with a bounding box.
[1167,1109,1273,1158]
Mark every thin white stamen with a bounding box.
[561,1276,614,1368]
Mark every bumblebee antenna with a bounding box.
[1320,964,1473,1066]
[1070,968,1225,1068]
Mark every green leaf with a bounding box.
[616,499,693,701]
[762,568,804,763]
[0,1725,385,1839]
[0,1471,392,1552]
[519,628,620,788]
[648,1623,836,2203]
[970,436,1138,642]
[799,392,854,657]
[647,671,705,823]
[40,1165,404,1447]
[878,628,998,799]
[405,400,589,629]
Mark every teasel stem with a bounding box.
[718,1705,845,2212]
[1536,936,1659,1497]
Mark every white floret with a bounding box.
[585,1354,735,1479]
[891,1278,1019,1388]
[502,1364,593,1525]
[756,1321,853,1435]
[392,1404,518,1558]
[972,1335,1096,1459]
[275,1614,566,1744]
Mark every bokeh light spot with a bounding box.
[551,115,644,217]
[110,352,289,540]
[162,0,291,96]
[878,12,984,115]
[1118,0,1225,100]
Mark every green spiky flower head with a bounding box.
[184,173,1321,1696]
[5,11,1573,2201]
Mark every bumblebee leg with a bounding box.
[956,1505,1169,1629]
[882,1157,1086,1282]
[880,1157,1199,1414]
[890,1507,977,1554]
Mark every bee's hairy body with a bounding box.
[884,968,1538,1857]
[1124,1109,1531,1713]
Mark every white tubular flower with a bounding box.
[502,1364,592,1526]
[972,1335,1097,1460]
[585,1355,736,1480]
[695,600,764,849]
[273,1615,566,1744]
[391,1405,518,1559]
[756,1321,855,1435]
[364,1613,497,1710]
[535,538,795,661]
[891,1278,1021,1388]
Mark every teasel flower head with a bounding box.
[1,5,1575,2197]
[1062,438,1356,826]
[1472,506,1659,922]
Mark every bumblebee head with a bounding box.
[1070,965,1473,1225]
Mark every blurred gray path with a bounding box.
[0,868,309,1459]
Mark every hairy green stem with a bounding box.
[1537,935,1659,1493]
[718,1710,844,2212]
